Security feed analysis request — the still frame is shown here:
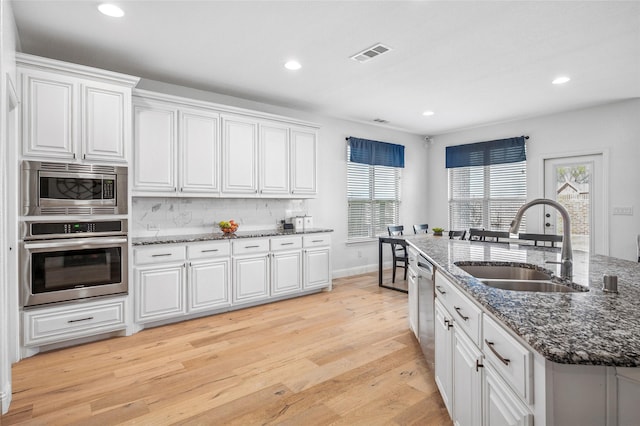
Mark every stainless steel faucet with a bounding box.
[509,198,573,280]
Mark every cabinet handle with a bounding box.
[73,153,76,160]
[312,240,323,243]
[485,339,511,366]
[454,306,469,321]
[201,249,219,253]
[68,316,94,323]
[476,359,484,372]
[152,253,173,257]
[83,154,86,160]
[280,242,294,246]
[245,245,260,249]
[444,319,453,330]
[436,286,446,295]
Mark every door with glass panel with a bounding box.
[543,154,606,255]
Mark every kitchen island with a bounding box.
[404,234,640,426]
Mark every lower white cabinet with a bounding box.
[188,259,230,312]
[136,262,187,323]
[484,363,533,426]
[453,325,483,426]
[23,297,126,347]
[435,298,454,414]
[271,250,303,296]
[232,238,271,304]
[407,265,419,339]
[302,234,332,290]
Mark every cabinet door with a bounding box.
[82,82,128,163]
[303,247,331,290]
[135,264,186,323]
[453,328,483,426]
[290,127,317,195]
[133,102,177,192]
[408,268,419,339]
[222,115,258,194]
[271,250,302,296]
[179,109,220,194]
[259,123,290,195]
[189,259,230,312]
[21,68,78,160]
[435,298,454,416]
[233,254,269,304]
[483,364,533,426]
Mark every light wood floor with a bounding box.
[2,271,451,426]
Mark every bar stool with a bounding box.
[387,225,408,283]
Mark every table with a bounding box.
[378,235,408,293]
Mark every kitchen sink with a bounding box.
[479,279,581,293]
[455,263,552,281]
[454,261,588,293]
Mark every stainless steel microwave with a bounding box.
[21,161,128,216]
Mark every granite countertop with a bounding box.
[404,235,640,367]
[132,228,334,246]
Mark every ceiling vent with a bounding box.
[373,118,389,124]
[350,43,392,63]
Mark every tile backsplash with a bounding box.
[132,197,308,237]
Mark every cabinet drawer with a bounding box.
[187,241,230,259]
[303,234,331,247]
[24,298,126,346]
[483,314,532,403]
[435,271,482,345]
[232,238,270,255]
[135,245,186,265]
[271,236,302,251]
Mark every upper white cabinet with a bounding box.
[221,115,259,195]
[17,53,139,164]
[291,128,317,195]
[132,94,220,196]
[132,89,318,198]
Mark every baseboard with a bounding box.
[1,382,11,415]
[333,261,392,279]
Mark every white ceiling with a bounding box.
[10,0,640,135]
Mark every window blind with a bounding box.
[446,136,526,168]
[347,143,401,240]
[449,161,526,232]
[348,137,405,168]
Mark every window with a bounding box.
[347,146,401,240]
[449,161,526,232]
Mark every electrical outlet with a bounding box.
[613,206,633,216]
[147,223,159,231]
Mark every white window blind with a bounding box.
[449,161,526,232]
[348,147,401,240]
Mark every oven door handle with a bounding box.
[23,236,128,250]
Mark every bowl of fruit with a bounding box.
[218,220,239,235]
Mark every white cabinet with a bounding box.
[133,101,176,192]
[302,234,332,290]
[23,297,126,347]
[222,115,258,195]
[483,364,533,426]
[291,127,318,195]
[187,241,231,312]
[17,53,138,164]
[232,239,270,304]
[270,236,303,296]
[435,298,454,415]
[453,326,483,426]
[260,123,290,195]
[132,94,220,195]
[407,265,419,338]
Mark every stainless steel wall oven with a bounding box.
[20,219,128,308]
[22,161,127,216]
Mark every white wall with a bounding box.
[136,79,429,277]
[0,0,17,414]
[427,99,640,261]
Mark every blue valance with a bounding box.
[445,136,527,168]
[348,137,405,168]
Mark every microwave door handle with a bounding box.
[24,237,128,250]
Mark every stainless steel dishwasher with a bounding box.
[416,253,435,371]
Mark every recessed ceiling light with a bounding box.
[422,111,435,116]
[284,60,301,71]
[552,76,571,85]
[98,3,124,18]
